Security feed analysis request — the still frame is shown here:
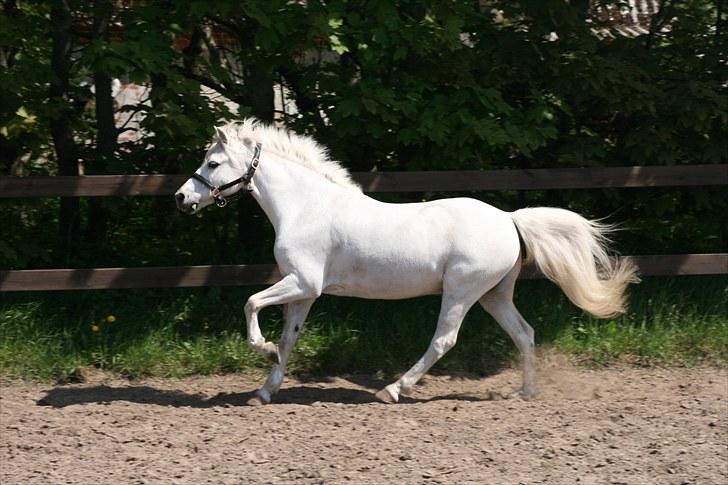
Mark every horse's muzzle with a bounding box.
[174,192,197,214]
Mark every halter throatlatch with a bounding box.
[191,142,262,208]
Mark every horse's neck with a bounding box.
[250,154,339,232]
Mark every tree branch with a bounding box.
[178,66,230,96]
[115,100,149,134]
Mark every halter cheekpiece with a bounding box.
[191,142,262,208]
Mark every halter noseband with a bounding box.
[191,142,262,208]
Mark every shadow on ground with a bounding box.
[36,381,498,409]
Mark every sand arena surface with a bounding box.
[1,364,726,484]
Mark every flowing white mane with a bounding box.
[221,119,361,191]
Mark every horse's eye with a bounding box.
[208,161,220,169]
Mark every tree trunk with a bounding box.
[50,0,80,262]
[86,0,115,245]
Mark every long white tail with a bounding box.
[511,207,639,318]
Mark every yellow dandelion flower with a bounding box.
[91,324,100,332]
[106,315,116,323]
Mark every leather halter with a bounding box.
[191,142,262,208]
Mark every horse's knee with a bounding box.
[244,298,258,317]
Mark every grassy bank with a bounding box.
[0,276,725,382]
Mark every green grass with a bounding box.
[555,278,728,366]
[0,276,725,382]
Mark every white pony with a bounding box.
[175,119,638,405]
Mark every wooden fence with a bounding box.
[1,164,725,196]
[1,164,726,291]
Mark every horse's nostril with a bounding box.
[175,193,185,203]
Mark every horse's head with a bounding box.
[175,126,260,213]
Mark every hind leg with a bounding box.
[481,297,537,398]
[479,265,537,398]
[375,274,485,403]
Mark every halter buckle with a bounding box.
[210,187,226,207]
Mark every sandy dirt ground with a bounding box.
[1,361,726,485]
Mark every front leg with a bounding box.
[244,273,316,364]
[249,298,315,405]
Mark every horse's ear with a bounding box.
[215,127,228,145]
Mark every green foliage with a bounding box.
[0,2,53,166]
[2,0,725,270]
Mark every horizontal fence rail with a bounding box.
[1,164,726,197]
[2,164,726,290]
[1,254,725,292]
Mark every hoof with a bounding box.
[508,386,537,401]
[260,342,280,364]
[375,385,399,404]
[246,392,270,406]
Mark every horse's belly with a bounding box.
[323,265,443,299]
